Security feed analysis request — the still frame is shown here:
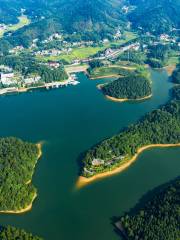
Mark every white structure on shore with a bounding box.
[0,72,16,86]
[92,159,105,166]
[24,76,41,85]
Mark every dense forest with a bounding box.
[0,0,180,48]
[0,225,43,240]
[81,98,180,177]
[172,85,180,100]
[117,50,146,65]
[0,0,22,24]
[129,0,180,35]
[101,73,152,100]
[0,0,128,47]
[0,137,40,211]
[118,177,180,240]
[172,64,180,84]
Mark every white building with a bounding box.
[0,72,16,86]
[160,34,170,41]
[24,76,41,85]
[92,159,105,166]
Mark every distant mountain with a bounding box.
[1,0,180,47]
[0,0,128,46]
[0,0,22,24]
[129,0,180,34]
[48,0,127,34]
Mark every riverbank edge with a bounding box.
[76,143,180,189]
[97,84,152,102]
[90,74,119,80]
[0,143,42,214]
[0,76,79,96]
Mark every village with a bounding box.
[0,63,80,95]
[0,26,179,96]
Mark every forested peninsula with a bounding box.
[101,73,152,101]
[77,86,180,186]
[116,177,180,240]
[0,137,41,213]
[0,225,43,240]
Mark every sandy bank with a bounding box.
[76,143,180,189]
[165,65,176,76]
[105,94,152,102]
[0,193,37,214]
[90,74,119,80]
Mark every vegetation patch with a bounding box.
[0,225,43,240]
[101,72,152,100]
[118,178,180,240]
[0,137,41,212]
[81,98,180,177]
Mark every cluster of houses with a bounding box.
[9,45,24,54]
[83,155,126,176]
[34,49,64,57]
[34,40,97,57]
[98,42,140,59]
[0,24,7,32]
[0,72,16,86]
[43,62,60,69]
[23,75,41,86]
[0,64,42,88]
[42,33,63,44]
[0,71,42,87]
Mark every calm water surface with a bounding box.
[0,69,179,240]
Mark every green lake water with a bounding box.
[0,69,179,240]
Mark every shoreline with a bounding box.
[0,78,79,96]
[26,142,42,185]
[0,193,37,214]
[164,65,176,76]
[105,94,152,102]
[76,143,180,189]
[90,74,119,80]
[0,142,43,214]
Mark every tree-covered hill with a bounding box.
[118,177,180,240]
[49,0,126,35]
[1,0,180,46]
[101,73,152,100]
[128,0,180,34]
[0,0,128,46]
[0,0,22,24]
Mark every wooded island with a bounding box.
[0,137,41,213]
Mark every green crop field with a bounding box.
[0,15,30,38]
[37,31,138,63]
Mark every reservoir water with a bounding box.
[0,69,179,240]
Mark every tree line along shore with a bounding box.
[77,82,180,186]
[115,177,180,240]
[0,137,42,213]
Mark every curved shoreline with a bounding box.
[76,143,180,189]
[105,94,152,102]
[90,74,119,80]
[0,143,42,214]
[0,193,37,214]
